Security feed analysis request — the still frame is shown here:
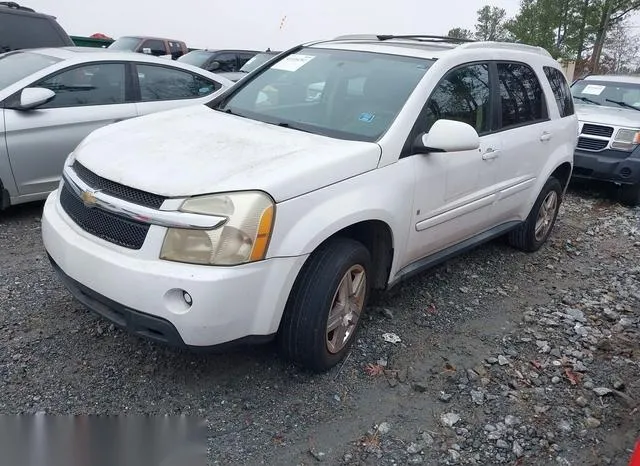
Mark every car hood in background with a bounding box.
[575,103,640,128]
[72,105,381,202]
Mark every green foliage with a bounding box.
[475,5,509,41]
[447,28,474,40]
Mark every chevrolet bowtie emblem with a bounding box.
[80,190,98,207]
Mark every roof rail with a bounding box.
[332,34,474,44]
[458,41,552,57]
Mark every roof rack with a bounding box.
[458,41,552,57]
[0,1,35,11]
[333,34,474,44]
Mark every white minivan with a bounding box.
[42,35,577,371]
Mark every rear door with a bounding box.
[491,62,555,222]
[133,63,225,116]
[4,62,137,195]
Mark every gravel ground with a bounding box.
[0,184,638,465]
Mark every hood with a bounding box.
[575,103,640,128]
[73,105,381,202]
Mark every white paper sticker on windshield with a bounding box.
[582,84,606,95]
[272,54,315,72]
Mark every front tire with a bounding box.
[278,238,371,372]
[508,177,562,252]
[620,183,640,207]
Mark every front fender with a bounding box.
[267,162,415,279]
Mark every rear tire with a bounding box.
[508,177,562,252]
[620,183,640,207]
[278,238,371,372]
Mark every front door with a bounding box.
[4,62,136,195]
[402,62,502,267]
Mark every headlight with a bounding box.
[160,191,275,266]
[612,128,640,151]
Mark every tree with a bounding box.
[475,5,509,41]
[600,19,640,72]
[589,0,640,72]
[447,27,474,40]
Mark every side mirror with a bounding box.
[16,87,56,110]
[415,119,480,154]
[208,61,220,71]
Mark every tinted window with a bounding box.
[137,65,220,101]
[211,53,237,72]
[141,39,166,56]
[425,63,491,134]
[36,63,126,108]
[0,13,70,53]
[168,41,184,59]
[543,67,574,117]
[498,63,546,127]
[220,48,433,142]
[0,51,61,90]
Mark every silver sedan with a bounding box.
[0,47,233,209]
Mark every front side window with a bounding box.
[217,48,433,142]
[36,63,126,108]
[544,66,574,117]
[571,79,640,112]
[498,62,546,128]
[425,63,491,134]
[0,51,60,90]
[137,64,220,101]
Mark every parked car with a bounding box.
[177,49,260,78]
[0,47,232,209]
[42,35,577,371]
[220,51,281,82]
[571,74,640,206]
[0,2,73,53]
[108,36,188,60]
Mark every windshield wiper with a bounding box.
[605,98,640,112]
[275,121,313,133]
[574,96,601,105]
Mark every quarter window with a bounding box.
[544,66,574,117]
[497,63,546,128]
[36,63,126,108]
[425,63,491,134]
[137,65,220,101]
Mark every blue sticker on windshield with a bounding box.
[359,113,375,123]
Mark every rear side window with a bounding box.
[544,66,574,117]
[211,53,237,72]
[136,64,221,101]
[497,62,546,128]
[0,13,70,53]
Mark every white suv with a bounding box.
[41,35,577,371]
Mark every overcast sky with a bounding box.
[27,0,521,50]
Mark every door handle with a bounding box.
[540,132,552,142]
[482,148,499,161]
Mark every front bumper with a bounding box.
[42,190,308,348]
[573,148,640,185]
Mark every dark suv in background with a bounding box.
[108,36,188,60]
[0,2,73,53]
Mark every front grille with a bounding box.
[72,162,166,209]
[577,137,608,151]
[581,124,614,138]
[60,183,149,249]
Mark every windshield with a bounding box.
[177,50,214,67]
[0,51,61,90]
[217,48,433,142]
[571,79,640,111]
[108,37,142,51]
[239,53,278,73]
